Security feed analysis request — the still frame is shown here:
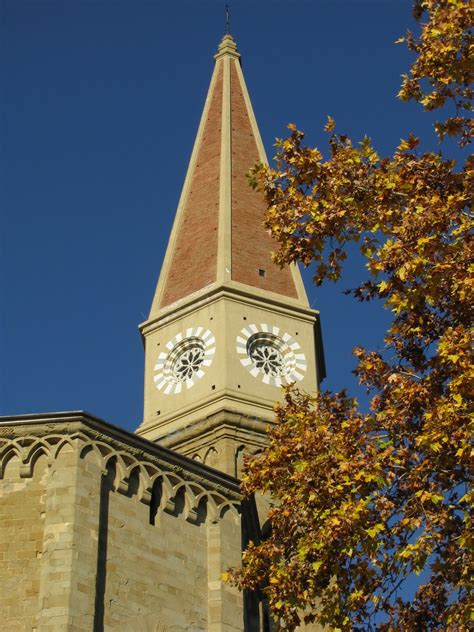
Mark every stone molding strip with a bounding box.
[158,408,270,449]
[140,283,319,335]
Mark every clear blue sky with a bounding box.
[2,0,437,433]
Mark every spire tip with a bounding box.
[215,32,239,60]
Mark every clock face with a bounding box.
[154,327,215,395]
[236,323,307,386]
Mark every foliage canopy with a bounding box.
[226,1,473,629]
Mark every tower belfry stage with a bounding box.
[138,35,324,476]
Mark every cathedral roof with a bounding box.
[148,35,307,319]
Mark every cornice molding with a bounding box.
[157,408,271,449]
[0,412,242,522]
[140,283,318,337]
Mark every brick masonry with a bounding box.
[229,61,297,298]
[160,65,223,308]
[158,50,298,311]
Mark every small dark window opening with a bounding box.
[258,269,266,277]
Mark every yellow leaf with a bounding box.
[366,523,385,538]
[453,393,463,406]
[324,115,336,133]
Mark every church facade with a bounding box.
[0,35,324,631]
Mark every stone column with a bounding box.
[207,509,243,631]
[37,443,103,632]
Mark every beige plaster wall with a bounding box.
[139,291,318,442]
[141,297,225,434]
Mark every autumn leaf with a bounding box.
[324,115,336,133]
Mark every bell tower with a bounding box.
[136,35,325,476]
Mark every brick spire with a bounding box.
[149,35,306,319]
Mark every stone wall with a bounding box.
[0,452,47,630]
[100,469,242,631]
[0,413,258,631]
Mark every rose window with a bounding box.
[247,338,287,377]
[172,342,205,381]
[236,324,307,387]
[154,328,216,395]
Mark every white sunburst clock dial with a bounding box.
[236,323,307,387]
[154,327,216,395]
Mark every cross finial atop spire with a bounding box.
[225,4,230,35]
